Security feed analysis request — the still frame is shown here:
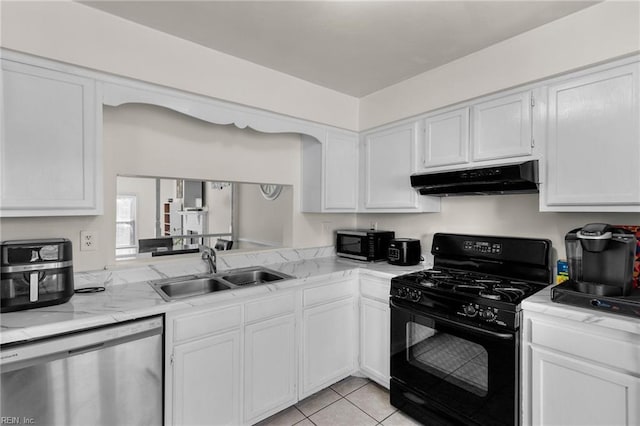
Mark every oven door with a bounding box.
[390,298,519,426]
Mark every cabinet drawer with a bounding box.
[360,275,390,302]
[172,305,242,343]
[529,318,640,373]
[245,292,295,323]
[303,279,356,307]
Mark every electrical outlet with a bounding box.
[321,221,332,233]
[80,231,98,251]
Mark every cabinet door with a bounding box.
[1,60,100,216]
[363,122,419,209]
[360,298,390,389]
[530,346,640,426]
[301,297,356,397]
[172,330,241,426]
[422,107,469,168]
[244,314,297,424]
[471,90,533,161]
[324,131,358,211]
[544,62,640,207]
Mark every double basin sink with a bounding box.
[149,266,295,302]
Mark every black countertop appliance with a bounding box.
[387,238,421,266]
[552,223,640,319]
[565,223,636,296]
[1,238,74,312]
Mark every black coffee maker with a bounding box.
[565,223,637,297]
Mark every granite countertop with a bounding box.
[523,285,640,336]
[0,248,423,345]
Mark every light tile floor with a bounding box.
[256,376,423,426]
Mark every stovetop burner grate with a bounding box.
[405,268,540,304]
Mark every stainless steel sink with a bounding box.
[219,267,294,286]
[149,275,232,301]
[149,267,294,301]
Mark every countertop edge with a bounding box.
[522,286,640,335]
[1,257,414,345]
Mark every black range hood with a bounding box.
[411,160,539,196]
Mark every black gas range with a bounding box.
[389,233,553,426]
[391,268,548,331]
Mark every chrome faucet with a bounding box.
[201,245,217,274]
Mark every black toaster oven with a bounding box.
[1,239,74,313]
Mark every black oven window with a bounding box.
[407,322,488,397]
[341,236,362,253]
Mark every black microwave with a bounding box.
[336,230,395,262]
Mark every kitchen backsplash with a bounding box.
[358,194,640,262]
[74,246,336,289]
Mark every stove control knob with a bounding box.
[396,288,408,299]
[463,305,477,317]
[480,310,496,322]
[408,290,421,302]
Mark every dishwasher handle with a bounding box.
[1,316,163,373]
[68,342,105,356]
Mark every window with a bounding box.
[116,195,137,258]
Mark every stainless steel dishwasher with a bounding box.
[0,316,163,425]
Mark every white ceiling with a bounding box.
[81,1,600,97]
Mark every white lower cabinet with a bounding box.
[301,298,357,398]
[359,273,391,389]
[243,294,297,425]
[167,304,243,426]
[172,330,242,426]
[522,311,640,426]
[529,346,640,426]
[359,298,390,388]
[301,279,358,398]
[166,275,382,425]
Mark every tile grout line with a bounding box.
[344,381,398,425]
[260,377,385,426]
[300,378,372,420]
[342,396,383,425]
[310,381,391,426]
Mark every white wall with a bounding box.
[360,1,640,129]
[358,194,640,263]
[0,0,359,130]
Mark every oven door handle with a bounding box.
[390,299,515,341]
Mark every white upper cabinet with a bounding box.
[361,121,440,212]
[1,59,102,216]
[471,90,533,161]
[323,131,359,211]
[417,89,535,174]
[301,130,359,212]
[541,60,640,211]
[422,107,469,168]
